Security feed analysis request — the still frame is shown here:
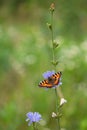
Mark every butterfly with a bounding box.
[39,72,62,88]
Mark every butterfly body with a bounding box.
[39,72,62,88]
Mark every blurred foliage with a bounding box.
[0,0,87,130]
[0,0,87,41]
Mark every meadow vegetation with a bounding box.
[0,1,87,130]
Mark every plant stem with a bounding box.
[33,122,37,130]
[51,11,55,64]
[55,88,60,130]
[50,8,61,130]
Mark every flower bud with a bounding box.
[60,98,67,107]
[53,41,59,48]
[51,60,59,66]
[47,23,52,30]
[52,112,57,118]
[50,3,55,12]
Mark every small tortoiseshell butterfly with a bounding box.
[39,72,62,88]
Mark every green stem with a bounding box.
[55,88,60,130]
[51,11,55,64]
[50,9,61,130]
[55,88,58,111]
[33,122,38,130]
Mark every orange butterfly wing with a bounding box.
[39,72,62,88]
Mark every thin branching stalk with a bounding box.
[51,11,55,67]
[33,122,38,130]
[55,88,61,130]
[50,6,61,130]
[33,122,36,130]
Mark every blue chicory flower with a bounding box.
[26,112,42,126]
[43,70,55,79]
[42,70,62,88]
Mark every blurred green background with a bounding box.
[0,0,87,130]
